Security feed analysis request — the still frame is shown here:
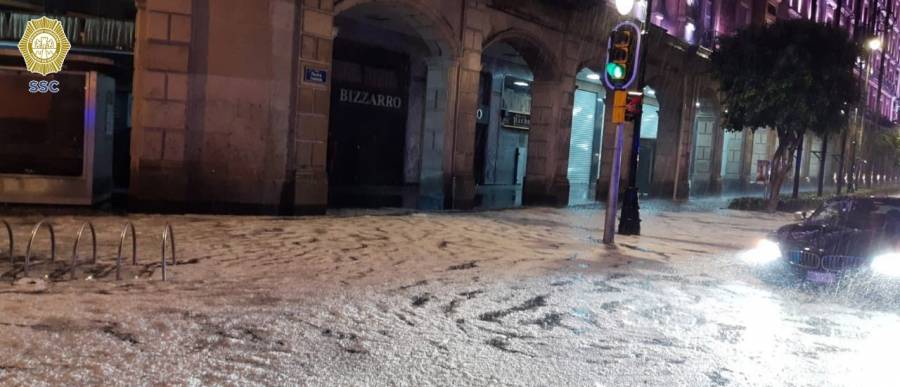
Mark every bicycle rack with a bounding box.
[7,219,176,282]
[70,222,97,280]
[24,220,55,277]
[115,222,137,281]
[161,224,175,281]
[2,220,12,267]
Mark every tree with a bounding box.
[875,130,900,171]
[712,20,860,211]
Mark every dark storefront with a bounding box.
[327,40,410,207]
[0,71,86,177]
[0,2,133,205]
[474,42,534,209]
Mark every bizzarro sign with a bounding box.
[338,88,403,109]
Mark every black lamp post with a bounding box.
[618,0,653,236]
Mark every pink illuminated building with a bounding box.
[639,0,900,122]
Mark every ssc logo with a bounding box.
[29,80,60,94]
[17,17,71,76]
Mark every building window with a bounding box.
[736,2,752,26]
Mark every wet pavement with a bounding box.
[0,206,897,386]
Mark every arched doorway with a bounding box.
[473,32,559,209]
[328,1,456,209]
[720,128,746,193]
[689,96,718,196]
[567,67,606,205]
[473,42,534,208]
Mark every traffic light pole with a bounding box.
[602,21,641,244]
[618,0,653,236]
[603,122,626,244]
[604,90,628,244]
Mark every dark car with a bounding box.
[742,197,900,285]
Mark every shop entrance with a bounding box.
[327,2,453,209]
[328,40,410,207]
[690,112,717,195]
[474,42,534,209]
[567,68,606,205]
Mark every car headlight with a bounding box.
[741,239,782,265]
[871,253,900,277]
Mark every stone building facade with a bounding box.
[638,0,900,195]
[127,0,898,214]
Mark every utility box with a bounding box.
[0,69,115,205]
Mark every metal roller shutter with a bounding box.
[568,90,597,184]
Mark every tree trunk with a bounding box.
[817,133,828,197]
[792,133,804,199]
[766,134,800,212]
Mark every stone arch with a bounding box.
[328,0,462,209]
[566,65,608,205]
[696,85,721,113]
[644,75,668,105]
[335,0,461,59]
[689,83,724,196]
[480,28,570,206]
[483,28,561,82]
[574,55,604,77]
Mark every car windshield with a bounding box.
[807,200,849,225]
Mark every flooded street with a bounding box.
[0,206,897,386]
[1,0,899,385]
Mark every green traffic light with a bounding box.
[606,63,625,80]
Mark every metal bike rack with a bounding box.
[115,222,137,281]
[70,222,97,280]
[24,220,55,277]
[2,220,12,267]
[161,224,175,281]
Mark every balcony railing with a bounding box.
[0,12,133,51]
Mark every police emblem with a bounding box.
[17,17,72,76]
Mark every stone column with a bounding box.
[445,1,485,210]
[740,129,754,191]
[293,0,334,214]
[673,74,700,199]
[523,78,573,207]
[709,112,725,194]
[130,0,192,206]
[420,57,461,210]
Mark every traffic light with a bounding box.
[607,30,632,80]
[612,90,627,124]
[604,21,641,90]
[612,92,643,124]
[625,94,642,122]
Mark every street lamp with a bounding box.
[615,0,635,15]
[867,38,883,51]
[850,37,882,192]
[617,0,655,237]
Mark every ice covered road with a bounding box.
[0,206,897,386]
